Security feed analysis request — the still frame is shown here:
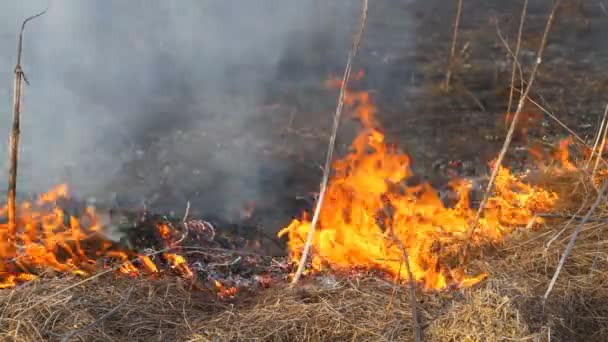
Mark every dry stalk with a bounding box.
[182,201,191,222]
[390,234,423,342]
[528,90,608,173]
[495,5,599,164]
[465,0,561,248]
[495,25,524,95]
[291,0,369,285]
[543,181,608,301]
[519,92,589,149]
[505,0,528,120]
[6,8,48,251]
[591,104,608,177]
[586,105,608,167]
[443,0,463,92]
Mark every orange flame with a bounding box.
[213,279,238,299]
[554,137,577,171]
[279,77,558,290]
[0,184,191,287]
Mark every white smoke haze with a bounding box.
[0,1,364,219]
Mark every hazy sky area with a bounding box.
[0,1,363,218]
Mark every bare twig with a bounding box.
[495,8,596,157]
[182,201,191,222]
[527,90,608,174]
[291,0,369,285]
[6,8,48,253]
[390,235,423,342]
[586,105,608,167]
[444,0,463,91]
[60,287,134,342]
[465,1,561,248]
[495,23,524,97]
[544,195,589,248]
[543,181,608,301]
[505,0,528,121]
[591,104,608,177]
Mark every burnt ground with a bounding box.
[76,0,608,253]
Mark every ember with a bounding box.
[213,279,238,299]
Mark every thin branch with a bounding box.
[591,104,608,177]
[495,22,524,95]
[291,0,369,285]
[465,1,561,249]
[506,0,528,122]
[494,9,595,157]
[444,0,464,91]
[390,234,423,342]
[586,105,608,167]
[6,7,49,253]
[543,181,608,301]
[182,201,191,222]
[528,89,608,172]
[519,92,587,147]
[544,195,589,248]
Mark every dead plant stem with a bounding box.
[465,1,561,249]
[6,8,47,252]
[506,0,528,121]
[391,234,423,342]
[543,181,608,301]
[291,0,369,285]
[587,105,608,167]
[591,104,608,177]
[444,0,463,91]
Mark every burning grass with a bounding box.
[1,212,607,341]
[278,77,563,290]
[1,73,607,340]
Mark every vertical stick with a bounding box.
[587,109,607,168]
[291,0,369,285]
[390,234,423,342]
[506,0,528,121]
[591,104,608,177]
[6,10,48,253]
[465,1,561,250]
[543,181,608,300]
[444,0,463,92]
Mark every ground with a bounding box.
[2,1,608,341]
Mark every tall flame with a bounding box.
[279,76,558,289]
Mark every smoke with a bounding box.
[0,1,361,219]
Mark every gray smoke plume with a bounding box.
[0,1,362,220]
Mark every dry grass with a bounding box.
[2,181,608,341]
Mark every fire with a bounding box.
[324,69,365,89]
[553,136,577,172]
[0,184,190,288]
[213,280,238,299]
[279,75,559,290]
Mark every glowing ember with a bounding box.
[278,76,559,290]
[213,279,238,299]
[165,253,194,280]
